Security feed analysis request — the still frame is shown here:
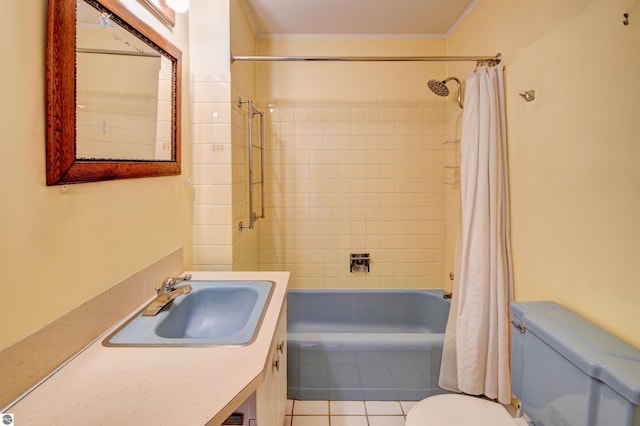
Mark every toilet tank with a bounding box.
[510,301,640,426]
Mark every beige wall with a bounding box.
[256,37,447,102]
[4,0,636,357]
[0,0,192,350]
[447,0,640,347]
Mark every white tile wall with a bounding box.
[76,92,159,160]
[229,84,261,271]
[190,73,234,270]
[258,101,448,289]
[190,76,457,280]
[443,102,463,291]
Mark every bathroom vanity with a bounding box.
[8,271,289,426]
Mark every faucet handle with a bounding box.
[156,273,192,295]
[174,273,192,283]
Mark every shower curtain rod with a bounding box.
[231,52,501,64]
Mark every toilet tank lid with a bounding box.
[510,301,640,404]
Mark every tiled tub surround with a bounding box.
[7,271,290,425]
[443,102,462,288]
[188,81,453,288]
[189,74,262,272]
[231,86,263,270]
[258,101,448,289]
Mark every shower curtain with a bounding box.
[438,64,514,404]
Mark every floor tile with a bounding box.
[367,416,406,426]
[330,401,366,415]
[330,415,368,426]
[400,400,418,415]
[291,415,330,426]
[289,398,525,426]
[365,401,404,415]
[293,400,330,416]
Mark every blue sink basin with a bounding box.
[104,280,274,346]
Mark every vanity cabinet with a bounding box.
[256,301,287,426]
[8,271,290,426]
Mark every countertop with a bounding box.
[10,271,290,426]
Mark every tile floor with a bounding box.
[285,400,416,426]
[285,399,519,426]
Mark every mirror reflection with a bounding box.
[76,1,172,161]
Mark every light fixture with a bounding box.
[165,0,189,13]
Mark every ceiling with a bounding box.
[241,0,478,37]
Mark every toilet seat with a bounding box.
[406,394,527,426]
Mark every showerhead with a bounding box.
[427,76,463,109]
[428,80,450,97]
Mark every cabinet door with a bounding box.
[274,301,287,423]
[257,302,287,426]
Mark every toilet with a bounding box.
[407,301,640,426]
[407,393,527,425]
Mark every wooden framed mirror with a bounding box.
[138,0,176,27]
[46,0,182,185]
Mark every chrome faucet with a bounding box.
[142,274,193,317]
[155,273,192,295]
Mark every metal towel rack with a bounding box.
[237,98,265,231]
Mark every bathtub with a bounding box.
[287,289,451,401]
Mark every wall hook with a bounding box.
[623,13,629,26]
[519,90,536,102]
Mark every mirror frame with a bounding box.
[46,0,182,185]
[139,0,176,27]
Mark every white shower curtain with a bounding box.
[438,64,514,404]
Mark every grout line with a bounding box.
[400,401,408,416]
[364,399,370,426]
[290,400,409,426]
